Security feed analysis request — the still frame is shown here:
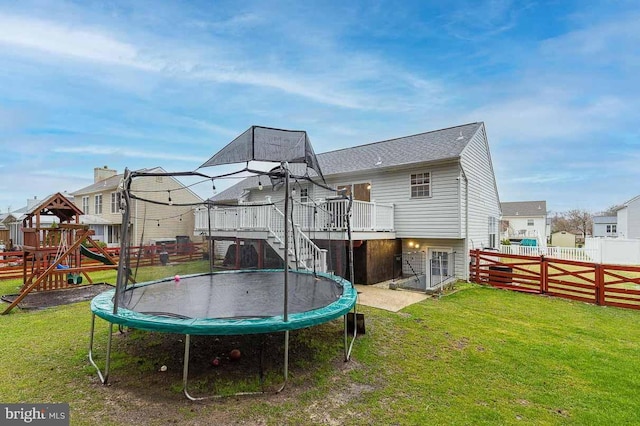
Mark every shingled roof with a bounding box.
[212,122,483,202]
[501,201,547,217]
[72,167,164,195]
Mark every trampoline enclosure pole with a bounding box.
[283,164,289,322]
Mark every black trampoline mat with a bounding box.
[120,271,343,320]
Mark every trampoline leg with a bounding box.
[88,313,114,384]
[182,334,200,401]
[344,306,358,362]
[182,334,267,401]
[276,330,290,393]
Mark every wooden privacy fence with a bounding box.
[470,249,640,310]
[0,242,206,281]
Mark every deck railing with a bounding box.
[195,199,394,233]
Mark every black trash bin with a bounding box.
[176,235,190,255]
[159,244,169,266]
[488,266,512,284]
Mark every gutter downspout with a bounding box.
[460,164,469,281]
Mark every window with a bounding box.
[607,225,617,233]
[488,216,498,248]
[82,196,89,214]
[111,192,120,214]
[94,195,103,215]
[300,188,309,203]
[527,219,534,226]
[410,172,431,198]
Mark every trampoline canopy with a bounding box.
[199,126,325,182]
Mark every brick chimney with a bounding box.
[94,166,117,183]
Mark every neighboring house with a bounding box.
[615,195,640,239]
[0,212,16,244]
[72,166,203,247]
[196,122,501,286]
[592,215,618,237]
[550,231,576,247]
[500,201,548,245]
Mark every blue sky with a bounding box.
[0,0,638,214]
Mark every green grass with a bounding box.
[2,272,640,425]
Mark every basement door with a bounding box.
[428,248,452,289]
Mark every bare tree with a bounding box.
[550,209,593,237]
[565,209,593,237]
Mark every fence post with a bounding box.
[595,264,605,305]
[540,255,547,294]
[474,250,480,283]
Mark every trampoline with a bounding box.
[88,125,360,400]
[91,270,356,335]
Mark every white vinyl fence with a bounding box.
[500,238,640,265]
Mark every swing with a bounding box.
[52,229,82,284]
[53,229,70,270]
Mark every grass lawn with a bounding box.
[2,267,640,425]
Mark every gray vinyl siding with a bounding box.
[460,124,501,250]
[368,163,460,238]
[628,199,640,239]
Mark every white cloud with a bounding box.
[0,14,150,69]
[53,146,203,163]
[0,12,446,112]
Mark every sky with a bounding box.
[0,0,638,215]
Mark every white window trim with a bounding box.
[94,195,103,215]
[110,192,120,214]
[410,172,431,198]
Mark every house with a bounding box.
[500,201,548,245]
[0,212,16,245]
[550,231,576,247]
[615,195,640,239]
[592,215,618,238]
[196,122,501,286]
[71,166,203,247]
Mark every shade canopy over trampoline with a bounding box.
[199,125,325,182]
[91,270,357,335]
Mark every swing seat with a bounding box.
[56,264,70,270]
[67,273,83,285]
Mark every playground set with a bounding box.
[2,192,118,315]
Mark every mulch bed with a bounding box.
[1,283,114,309]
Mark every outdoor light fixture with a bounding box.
[258,179,263,191]
[168,191,173,205]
